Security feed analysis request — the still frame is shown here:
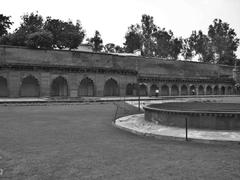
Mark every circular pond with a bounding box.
[143,102,240,130]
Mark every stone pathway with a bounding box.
[115,114,240,144]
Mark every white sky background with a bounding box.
[1,0,240,57]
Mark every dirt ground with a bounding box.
[0,102,239,180]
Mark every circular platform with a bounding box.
[143,102,240,130]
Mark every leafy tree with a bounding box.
[44,18,85,50]
[87,31,103,52]
[208,19,239,65]
[0,14,13,36]
[25,30,53,49]
[141,14,157,56]
[124,24,142,53]
[183,30,214,62]
[104,43,116,53]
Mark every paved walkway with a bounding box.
[115,114,240,144]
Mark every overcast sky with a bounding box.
[1,0,240,57]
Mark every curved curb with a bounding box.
[113,115,240,145]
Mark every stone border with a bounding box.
[114,114,240,145]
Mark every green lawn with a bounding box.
[0,102,239,180]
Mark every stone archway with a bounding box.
[213,86,219,95]
[171,85,179,96]
[139,84,148,96]
[150,84,158,96]
[181,85,188,96]
[220,86,225,95]
[104,78,119,96]
[190,85,196,95]
[227,86,232,95]
[0,76,9,97]
[51,76,68,97]
[206,86,212,95]
[78,77,94,96]
[126,83,134,96]
[20,75,40,97]
[198,85,204,95]
[161,85,169,96]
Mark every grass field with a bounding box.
[0,102,239,180]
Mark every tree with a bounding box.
[141,14,157,56]
[124,24,142,53]
[208,19,239,65]
[183,30,214,62]
[87,31,103,52]
[25,30,53,49]
[44,18,85,50]
[0,14,13,36]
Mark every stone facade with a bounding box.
[0,45,237,98]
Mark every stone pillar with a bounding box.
[8,71,21,97]
[95,75,104,96]
[68,73,78,98]
[40,72,51,97]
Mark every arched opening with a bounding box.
[78,77,94,96]
[221,86,225,95]
[104,78,119,96]
[0,76,9,97]
[227,86,232,95]
[181,85,188,96]
[190,85,196,95]
[198,85,204,95]
[139,84,148,96]
[150,84,158,96]
[51,76,68,97]
[206,86,212,95]
[126,83,134,96]
[171,85,179,96]
[161,85,169,96]
[20,75,40,97]
[213,86,219,95]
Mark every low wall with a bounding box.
[143,102,240,130]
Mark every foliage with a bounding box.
[87,31,103,52]
[25,30,53,49]
[44,18,85,49]
[124,14,182,59]
[104,43,125,53]
[183,19,239,65]
[124,24,142,53]
[208,19,239,65]
[0,14,13,36]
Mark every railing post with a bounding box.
[185,117,188,141]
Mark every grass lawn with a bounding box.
[0,102,239,180]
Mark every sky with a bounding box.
[1,0,240,57]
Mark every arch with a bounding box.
[190,85,196,95]
[78,77,94,96]
[227,86,232,95]
[198,85,204,95]
[161,85,169,96]
[150,84,159,96]
[213,86,219,95]
[181,85,188,96]
[171,85,179,96]
[104,78,119,96]
[206,86,212,95]
[220,86,225,95]
[51,76,68,97]
[20,75,40,97]
[0,76,9,97]
[139,84,148,96]
[126,83,134,96]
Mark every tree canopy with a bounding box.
[87,31,103,52]
[124,14,182,59]
[0,14,13,37]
